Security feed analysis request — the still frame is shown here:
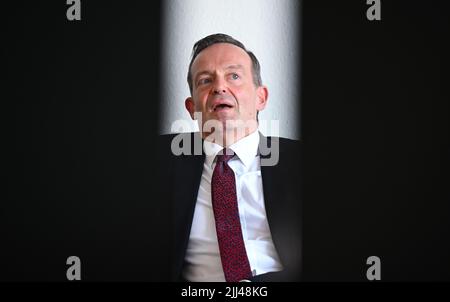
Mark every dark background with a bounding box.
[302,1,450,281]
[2,1,449,281]
[3,1,167,281]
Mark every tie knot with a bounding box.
[216,148,235,163]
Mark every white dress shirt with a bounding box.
[182,130,283,282]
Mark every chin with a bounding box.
[210,112,236,122]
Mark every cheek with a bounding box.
[238,92,258,112]
[193,94,208,110]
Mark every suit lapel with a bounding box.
[171,132,205,281]
[259,133,302,280]
[258,133,282,249]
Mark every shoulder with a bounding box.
[262,135,302,153]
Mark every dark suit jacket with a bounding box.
[157,132,302,282]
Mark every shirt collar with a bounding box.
[203,130,260,169]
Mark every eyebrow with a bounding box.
[195,71,213,80]
[225,64,244,71]
[195,65,245,81]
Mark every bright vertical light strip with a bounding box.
[161,0,300,139]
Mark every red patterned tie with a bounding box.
[211,148,252,282]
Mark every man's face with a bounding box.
[185,43,268,138]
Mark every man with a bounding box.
[159,34,301,282]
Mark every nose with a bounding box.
[212,77,227,95]
[213,88,226,94]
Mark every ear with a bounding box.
[185,97,196,120]
[255,85,268,111]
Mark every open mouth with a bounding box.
[213,104,233,111]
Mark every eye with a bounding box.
[231,73,240,80]
[197,78,212,86]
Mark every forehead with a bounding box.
[191,43,252,73]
